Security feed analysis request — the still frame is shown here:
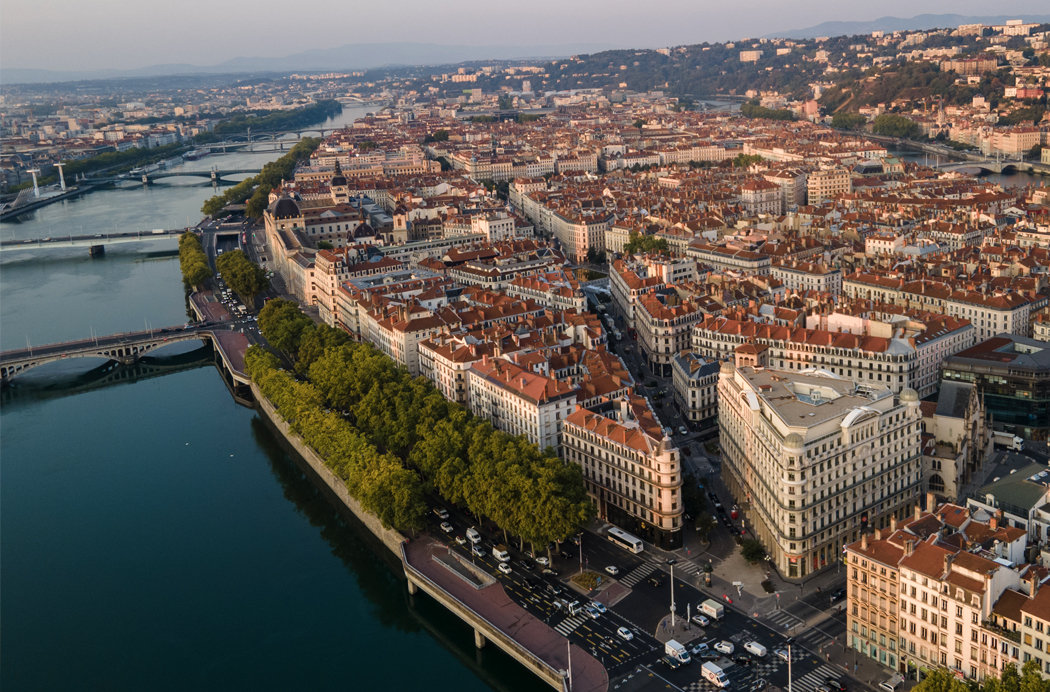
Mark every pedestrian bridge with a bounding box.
[0,323,249,384]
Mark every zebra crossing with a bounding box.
[554,614,588,637]
[796,625,833,648]
[790,665,841,692]
[620,556,664,587]
[765,609,805,630]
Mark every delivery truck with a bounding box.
[701,598,725,620]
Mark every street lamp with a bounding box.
[786,637,795,692]
[668,558,677,628]
[577,532,584,576]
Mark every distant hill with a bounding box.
[763,14,1050,40]
[1,42,621,85]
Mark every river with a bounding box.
[0,104,535,692]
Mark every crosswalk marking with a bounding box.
[554,615,588,637]
[790,664,840,692]
[766,610,805,629]
[620,562,657,587]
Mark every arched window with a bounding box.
[929,474,945,494]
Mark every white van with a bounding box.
[493,545,511,563]
[744,641,767,657]
[466,527,482,545]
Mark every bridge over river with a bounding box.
[0,323,250,385]
[85,168,262,184]
[0,229,185,253]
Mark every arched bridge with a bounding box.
[936,160,1019,174]
[0,323,248,384]
[86,169,262,184]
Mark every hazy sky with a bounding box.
[3,0,1048,72]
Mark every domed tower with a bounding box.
[330,161,349,204]
[900,387,920,415]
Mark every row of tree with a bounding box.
[212,101,343,135]
[252,299,595,550]
[8,143,189,192]
[200,137,321,217]
[215,250,268,304]
[872,114,921,139]
[740,100,795,121]
[178,233,212,287]
[914,659,1048,692]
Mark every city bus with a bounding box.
[606,526,644,554]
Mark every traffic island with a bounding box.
[654,613,701,645]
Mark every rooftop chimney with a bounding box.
[861,533,868,550]
[943,553,954,576]
[990,515,998,531]
[890,516,897,533]
[1030,574,1040,598]
[905,539,915,556]
[914,504,921,521]
[927,492,936,512]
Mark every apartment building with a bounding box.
[609,257,666,329]
[418,336,490,405]
[686,242,772,276]
[808,168,852,204]
[844,274,1040,342]
[740,179,782,215]
[719,363,923,580]
[467,355,578,455]
[771,261,843,296]
[671,351,721,425]
[564,395,684,549]
[763,169,808,211]
[636,291,704,377]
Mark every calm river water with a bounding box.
[0,104,535,692]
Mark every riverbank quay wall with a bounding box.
[250,381,603,692]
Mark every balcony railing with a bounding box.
[982,621,1021,644]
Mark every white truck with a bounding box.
[993,431,1024,452]
[665,639,691,664]
[702,661,729,688]
[493,545,511,563]
[701,598,725,620]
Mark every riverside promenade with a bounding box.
[404,538,608,692]
[252,381,608,692]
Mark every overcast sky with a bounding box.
[3,0,1048,73]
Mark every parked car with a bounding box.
[605,566,620,576]
[440,522,454,533]
[690,642,710,657]
[616,627,634,641]
[714,641,734,655]
[831,588,847,602]
[497,563,512,575]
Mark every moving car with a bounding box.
[690,642,710,657]
[714,641,734,655]
[497,563,512,575]
[541,568,559,576]
[560,550,573,560]
[536,556,550,566]
[691,614,710,627]
[774,648,790,661]
[648,574,665,587]
[455,535,467,545]
[440,522,454,533]
[734,654,753,666]
[471,545,486,558]
[591,602,607,614]
[831,588,847,602]
[520,559,535,571]
[616,627,634,641]
[660,655,682,670]
[678,426,689,435]
[825,677,846,692]
[583,605,600,619]
[605,566,620,576]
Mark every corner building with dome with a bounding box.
[717,357,923,580]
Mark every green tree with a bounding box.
[633,119,647,132]
[695,512,716,542]
[733,153,764,168]
[258,298,314,354]
[216,250,268,304]
[872,113,921,138]
[623,232,669,255]
[1030,144,1043,160]
[831,112,868,130]
[245,183,272,218]
[740,539,766,563]
[177,232,213,287]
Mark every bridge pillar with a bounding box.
[407,578,418,595]
[89,245,105,257]
[474,628,486,649]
